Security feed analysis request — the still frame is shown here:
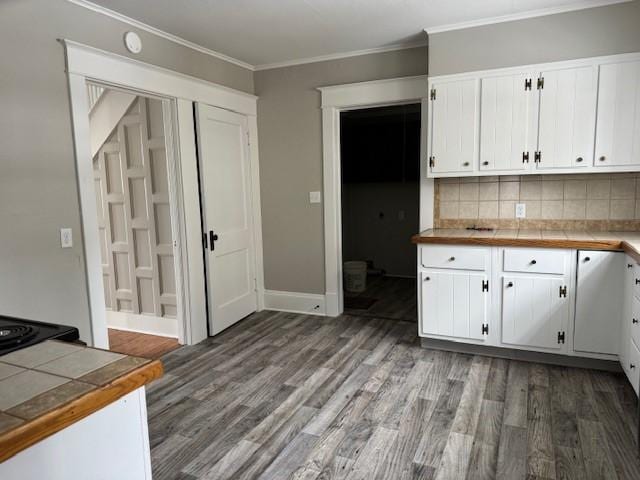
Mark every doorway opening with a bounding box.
[87,82,181,357]
[340,103,420,322]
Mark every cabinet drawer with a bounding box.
[627,338,640,396]
[420,246,488,271]
[633,264,640,300]
[503,248,567,275]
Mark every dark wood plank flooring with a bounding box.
[147,310,640,479]
[344,276,417,322]
[108,328,180,359]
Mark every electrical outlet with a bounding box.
[60,228,73,248]
[515,203,526,219]
[309,191,321,204]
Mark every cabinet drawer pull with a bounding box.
[636,279,640,285]
[633,319,638,324]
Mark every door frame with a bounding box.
[63,40,264,347]
[318,75,432,317]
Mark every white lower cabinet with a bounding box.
[501,275,568,351]
[574,251,624,355]
[628,339,640,396]
[420,270,488,340]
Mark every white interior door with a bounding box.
[196,103,257,335]
[429,79,478,174]
[479,72,536,171]
[536,66,597,169]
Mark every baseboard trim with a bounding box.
[105,310,179,338]
[263,290,326,315]
[420,337,622,372]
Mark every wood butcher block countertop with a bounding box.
[412,229,640,262]
[0,340,163,462]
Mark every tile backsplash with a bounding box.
[435,173,640,231]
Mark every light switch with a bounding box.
[60,228,73,248]
[309,191,321,204]
[515,203,526,219]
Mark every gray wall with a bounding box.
[429,1,640,76]
[0,0,253,342]
[342,182,419,277]
[254,47,428,294]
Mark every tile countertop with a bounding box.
[0,340,163,462]
[411,229,640,262]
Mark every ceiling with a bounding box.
[79,0,628,69]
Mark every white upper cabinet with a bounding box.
[595,60,640,167]
[479,72,536,172]
[427,52,640,177]
[429,78,478,175]
[536,66,597,170]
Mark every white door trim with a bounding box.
[63,40,263,347]
[319,75,432,317]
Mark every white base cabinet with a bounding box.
[501,275,569,352]
[418,245,633,381]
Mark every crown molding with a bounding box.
[424,0,631,35]
[253,40,428,71]
[66,0,255,71]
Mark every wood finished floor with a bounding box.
[344,275,417,323]
[107,328,180,359]
[147,310,640,480]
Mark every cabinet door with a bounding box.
[574,251,624,355]
[620,258,634,374]
[479,72,536,171]
[421,270,487,340]
[429,79,478,174]
[595,60,640,167]
[502,276,568,350]
[536,66,597,169]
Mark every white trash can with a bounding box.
[344,261,367,293]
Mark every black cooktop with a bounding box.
[0,316,80,355]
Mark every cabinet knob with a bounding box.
[576,157,583,163]
[584,257,591,262]
[463,162,469,167]
[448,256,455,261]
[482,161,489,166]
[628,264,633,268]
[633,319,638,324]
[599,156,606,162]
[506,281,514,288]
[631,363,636,370]
[530,259,537,265]
[636,279,640,285]
[424,276,430,281]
